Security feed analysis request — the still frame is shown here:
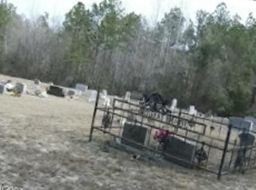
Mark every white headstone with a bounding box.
[170,98,178,111]
[75,84,88,93]
[89,90,97,103]
[189,105,197,115]
[125,91,131,101]
[102,89,108,97]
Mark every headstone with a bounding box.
[239,133,255,147]
[130,91,142,101]
[89,90,97,103]
[121,122,149,149]
[170,98,177,111]
[102,89,108,97]
[47,85,65,97]
[34,79,41,85]
[164,136,196,168]
[229,117,252,132]
[67,89,76,97]
[189,105,197,115]
[125,91,131,101]
[5,82,15,92]
[76,83,88,93]
[14,83,27,95]
[101,90,111,107]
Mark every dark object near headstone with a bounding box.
[0,84,4,94]
[195,142,208,165]
[102,111,112,129]
[234,132,255,171]
[141,93,170,113]
[47,85,65,97]
[164,136,196,168]
[121,122,148,149]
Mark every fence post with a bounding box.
[218,123,232,180]
[89,90,100,142]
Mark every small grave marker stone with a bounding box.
[14,83,27,95]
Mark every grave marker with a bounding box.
[47,85,65,97]
[14,83,27,95]
[164,136,196,168]
[125,91,131,101]
[76,83,88,93]
[170,98,177,111]
[89,90,97,103]
[121,122,149,149]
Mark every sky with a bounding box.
[7,0,256,25]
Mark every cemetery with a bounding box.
[1,74,256,189]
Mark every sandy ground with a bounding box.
[0,75,256,190]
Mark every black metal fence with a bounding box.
[89,91,256,179]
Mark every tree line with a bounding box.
[0,0,256,116]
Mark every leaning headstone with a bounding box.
[125,91,131,101]
[89,90,97,103]
[14,83,27,95]
[76,83,88,93]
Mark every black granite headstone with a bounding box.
[47,85,65,97]
[121,122,148,149]
[239,133,255,147]
[164,136,196,168]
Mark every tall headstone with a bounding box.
[189,105,197,115]
[89,90,97,103]
[125,91,131,101]
[170,98,177,111]
[102,89,108,97]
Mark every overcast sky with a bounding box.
[7,0,256,25]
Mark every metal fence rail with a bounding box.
[89,91,256,179]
